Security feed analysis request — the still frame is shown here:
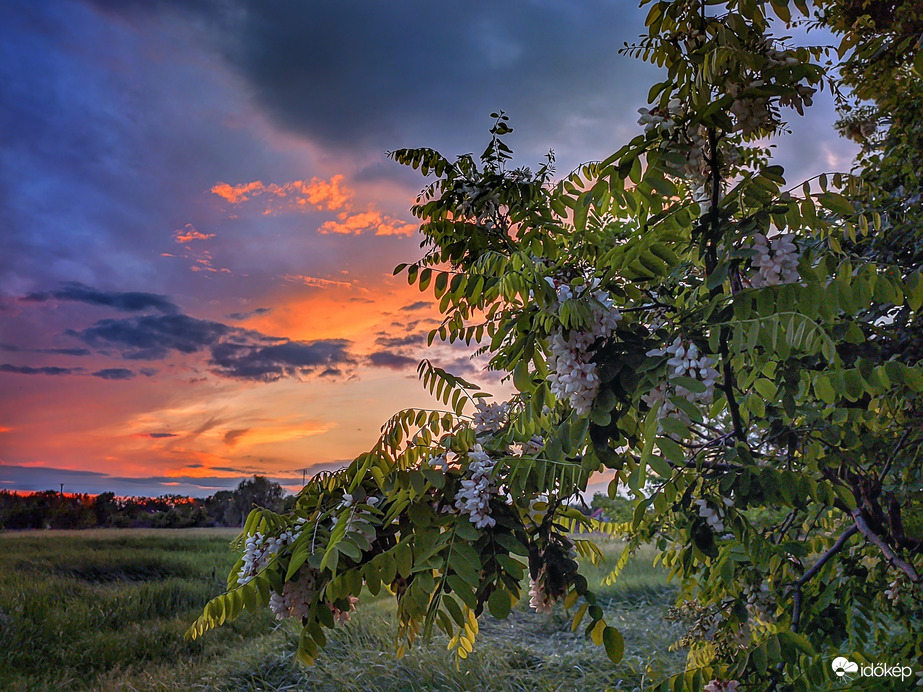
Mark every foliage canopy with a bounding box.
[190,1,922,688]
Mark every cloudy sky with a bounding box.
[0,0,857,497]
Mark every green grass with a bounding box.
[0,529,684,691]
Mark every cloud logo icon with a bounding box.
[831,657,859,677]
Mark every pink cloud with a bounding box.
[173,223,215,244]
[282,274,355,289]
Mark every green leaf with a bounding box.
[706,262,729,291]
[487,587,512,619]
[659,416,690,439]
[753,378,777,400]
[817,192,854,217]
[647,454,673,478]
[814,376,836,405]
[513,361,531,392]
[656,436,685,464]
[494,532,529,556]
[669,376,706,394]
[602,626,625,664]
[394,542,413,578]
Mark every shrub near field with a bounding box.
[0,529,682,691]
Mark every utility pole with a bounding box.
[60,483,64,496]
[302,468,307,486]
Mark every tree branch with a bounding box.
[851,508,921,583]
[790,525,859,632]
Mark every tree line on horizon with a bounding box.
[0,475,292,530]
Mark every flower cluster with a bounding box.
[779,83,815,116]
[528,567,555,613]
[269,569,317,621]
[472,400,509,434]
[705,679,741,692]
[332,492,380,531]
[743,580,773,623]
[884,577,903,606]
[546,281,622,415]
[330,596,360,625]
[520,435,544,456]
[643,338,720,419]
[637,98,682,135]
[237,521,305,586]
[455,180,500,226]
[693,497,733,534]
[750,232,799,287]
[729,82,773,139]
[454,446,497,528]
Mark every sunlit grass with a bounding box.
[0,529,684,691]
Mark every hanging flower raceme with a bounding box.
[528,567,555,613]
[729,83,774,139]
[750,232,799,287]
[454,445,497,528]
[704,679,741,692]
[637,98,682,135]
[546,280,622,415]
[643,338,720,419]
[237,520,305,586]
[472,400,509,434]
[269,569,317,621]
[743,580,773,624]
[694,498,730,533]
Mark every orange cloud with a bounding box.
[211,175,351,212]
[174,223,215,244]
[210,180,264,204]
[320,210,417,237]
[282,274,356,290]
[209,175,416,236]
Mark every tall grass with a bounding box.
[0,528,278,690]
[0,530,684,691]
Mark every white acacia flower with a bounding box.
[751,232,799,287]
[454,445,497,528]
[269,570,317,621]
[546,280,622,415]
[473,400,509,433]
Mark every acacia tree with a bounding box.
[189,1,922,689]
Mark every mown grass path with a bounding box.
[0,528,684,690]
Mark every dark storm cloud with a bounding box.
[366,350,418,371]
[23,282,179,314]
[85,0,654,164]
[92,368,136,380]
[0,364,81,376]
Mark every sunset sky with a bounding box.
[0,0,857,497]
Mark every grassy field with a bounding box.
[0,528,684,691]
